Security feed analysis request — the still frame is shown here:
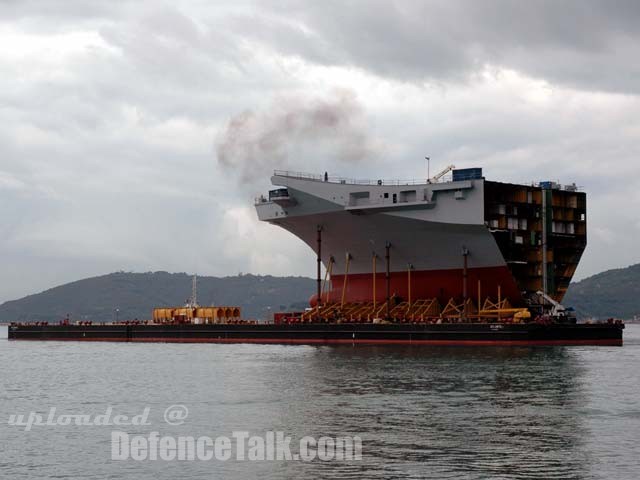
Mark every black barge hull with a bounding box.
[7,322,624,346]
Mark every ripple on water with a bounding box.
[1,325,639,479]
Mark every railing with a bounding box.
[508,181,582,192]
[272,170,448,186]
[271,171,581,191]
[273,170,324,181]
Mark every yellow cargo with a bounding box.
[152,308,174,322]
[172,308,194,319]
[152,306,242,323]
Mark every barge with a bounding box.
[7,321,625,346]
[7,167,625,346]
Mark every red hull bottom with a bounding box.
[319,265,522,306]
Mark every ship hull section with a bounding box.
[275,211,505,273]
[327,265,520,306]
[271,210,517,303]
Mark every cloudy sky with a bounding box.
[1,0,639,303]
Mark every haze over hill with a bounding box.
[0,272,315,323]
[1,263,639,323]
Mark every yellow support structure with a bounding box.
[323,257,334,304]
[372,254,377,311]
[341,253,351,309]
[407,264,412,309]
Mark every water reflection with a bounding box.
[5,327,633,480]
[280,346,589,479]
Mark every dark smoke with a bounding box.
[215,89,378,181]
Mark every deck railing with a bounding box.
[272,170,581,191]
[272,170,442,186]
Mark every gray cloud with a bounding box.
[1,1,640,303]
[248,0,640,93]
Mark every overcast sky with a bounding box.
[2,0,640,303]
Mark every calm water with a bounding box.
[1,325,639,479]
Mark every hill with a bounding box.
[0,272,316,323]
[564,264,640,320]
[2,264,639,323]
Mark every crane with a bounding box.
[428,164,456,184]
[535,290,576,322]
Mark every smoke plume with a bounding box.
[215,89,378,181]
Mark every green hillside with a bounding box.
[564,264,640,320]
[2,264,638,323]
[0,272,315,323]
